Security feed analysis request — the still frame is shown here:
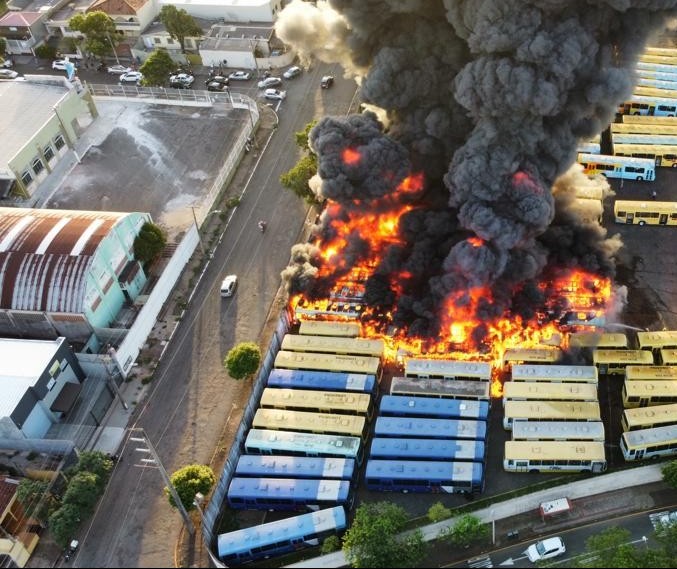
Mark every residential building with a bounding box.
[0,337,86,440]
[158,0,283,22]
[0,475,39,567]
[0,11,47,55]
[198,23,275,68]
[86,0,157,37]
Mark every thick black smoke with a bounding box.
[277,0,677,337]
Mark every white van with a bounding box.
[220,275,237,297]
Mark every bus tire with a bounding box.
[651,455,660,460]
[672,163,677,168]
[638,220,646,226]
[636,176,643,180]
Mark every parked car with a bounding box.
[264,88,286,100]
[119,71,143,85]
[283,65,302,79]
[206,75,229,86]
[206,80,229,92]
[257,76,282,89]
[220,275,238,297]
[0,69,19,80]
[107,64,132,75]
[228,71,252,81]
[525,537,566,563]
[169,73,194,88]
[1,59,13,68]
[320,75,334,89]
[52,60,74,71]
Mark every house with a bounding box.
[0,475,39,567]
[0,208,151,350]
[198,23,275,68]
[86,0,158,37]
[0,76,98,199]
[0,337,86,440]
[158,0,283,22]
[134,17,207,63]
[0,11,47,55]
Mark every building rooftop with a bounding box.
[200,23,273,51]
[159,0,274,7]
[88,0,151,15]
[0,79,71,177]
[48,0,95,24]
[0,11,44,26]
[0,477,19,518]
[0,337,63,418]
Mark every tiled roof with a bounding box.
[0,11,43,27]
[87,0,149,15]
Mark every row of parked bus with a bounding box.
[218,321,383,565]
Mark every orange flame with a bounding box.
[342,148,361,165]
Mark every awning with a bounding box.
[50,382,82,413]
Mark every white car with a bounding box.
[228,71,252,81]
[1,59,13,68]
[220,275,238,297]
[525,537,566,563]
[264,88,286,101]
[169,73,195,88]
[52,60,74,71]
[107,64,132,75]
[283,65,301,79]
[119,71,143,85]
[0,69,19,80]
[257,76,282,89]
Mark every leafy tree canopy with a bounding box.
[427,502,451,524]
[166,464,215,511]
[48,504,81,548]
[576,527,645,568]
[295,120,317,152]
[72,450,113,486]
[224,342,261,380]
[159,6,202,52]
[133,222,167,264]
[441,514,488,548]
[343,501,426,568]
[661,460,677,489]
[139,48,175,86]
[16,479,56,522]
[280,154,319,204]
[0,37,7,58]
[68,12,117,58]
[62,471,101,515]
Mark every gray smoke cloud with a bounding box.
[278,0,677,338]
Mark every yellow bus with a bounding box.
[404,358,492,381]
[618,95,677,117]
[571,184,605,201]
[659,348,677,365]
[622,380,677,408]
[504,441,606,473]
[610,122,677,135]
[621,424,677,461]
[259,388,374,419]
[568,332,628,349]
[577,153,656,181]
[634,86,677,100]
[612,132,677,146]
[625,365,677,381]
[639,54,677,65]
[502,400,601,430]
[637,330,677,351]
[298,320,361,337]
[502,348,562,367]
[281,334,384,358]
[621,402,677,431]
[274,350,381,376]
[571,198,603,224]
[614,200,677,226]
[643,47,677,57]
[252,408,368,440]
[592,349,654,375]
[511,420,606,442]
[622,114,677,125]
[502,382,598,405]
[511,364,598,384]
[612,143,677,167]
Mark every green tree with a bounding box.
[133,222,167,264]
[72,451,113,488]
[280,154,319,203]
[62,471,101,515]
[661,460,677,489]
[342,501,426,568]
[68,11,117,58]
[427,502,451,524]
[575,527,642,568]
[652,521,677,564]
[159,6,202,53]
[295,120,317,152]
[139,48,175,86]
[321,535,341,554]
[16,479,57,522]
[165,464,215,511]
[35,44,57,60]
[440,514,488,548]
[48,504,81,548]
[0,37,6,58]
[224,342,261,380]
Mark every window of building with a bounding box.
[32,158,44,175]
[167,38,174,44]
[21,171,33,186]
[154,37,161,44]
[54,134,65,150]
[44,145,55,162]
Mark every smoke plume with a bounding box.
[277,0,677,338]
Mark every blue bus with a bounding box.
[217,506,346,564]
[227,477,353,511]
[235,455,355,480]
[378,396,489,420]
[364,459,484,494]
[368,437,485,462]
[244,429,364,465]
[267,368,377,394]
[373,417,487,441]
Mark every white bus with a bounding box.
[577,153,656,181]
[511,364,599,384]
[610,122,677,135]
[636,76,677,90]
[620,424,677,461]
[619,95,677,117]
[611,133,677,146]
[504,441,606,473]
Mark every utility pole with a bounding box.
[191,206,206,255]
[129,429,195,535]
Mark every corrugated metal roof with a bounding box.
[0,208,128,312]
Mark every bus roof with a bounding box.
[404,358,491,379]
[660,349,677,365]
[611,122,677,135]
[577,153,657,168]
[281,334,384,357]
[267,368,376,393]
[592,349,655,365]
[568,332,628,348]
[502,382,598,402]
[378,395,489,419]
[260,388,372,414]
[252,409,366,437]
[623,380,677,398]
[502,348,563,365]
[613,142,677,154]
[227,477,350,502]
[244,429,362,458]
[504,440,606,461]
[274,350,381,374]
[612,133,677,145]
[217,506,346,559]
[622,424,677,448]
[622,403,677,429]
[298,320,361,337]
[234,455,355,479]
[503,400,601,421]
[622,113,677,124]
[373,416,487,440]
[511,364,599,383]
[614,200,677,213]
[368,437,485,461]
[636,330,677,349]
[390,377,491,399]
[365,459,483,482]
[625,366,677,381]
[511,420,605,441]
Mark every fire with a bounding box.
[342,148,361,165]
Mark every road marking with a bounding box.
[499,554,528,566]
[468,554,493,567]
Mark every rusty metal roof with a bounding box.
[0,208,128,312]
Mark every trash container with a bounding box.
[507,530,519,540]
